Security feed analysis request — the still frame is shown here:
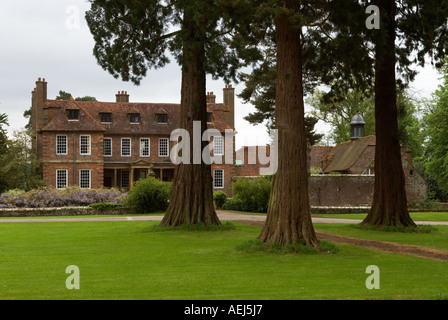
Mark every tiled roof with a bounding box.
[41,99,231,134]
[323,135,376,173]
[310,146,333,169]
[41,98,105,132]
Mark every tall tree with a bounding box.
[364,0,414,227]
[362,0,448,227]
[257,0,321,247]
[86,0,257,226]
[423,58,448,199]
[0,129,44,192]
[0,113,9,193]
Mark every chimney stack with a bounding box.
[116,91,130,103]
[223,84,235,129]
[31,78,49,157]
[206,91,216,104]
[35,77,47,102]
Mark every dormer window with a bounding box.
[129,113,140,124]
[157,114,168,124]
[67,109,79,121]
[100,113,112,123]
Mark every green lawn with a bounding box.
[0,220,447,300]
[313,211,448,222]
[314,224,448,251]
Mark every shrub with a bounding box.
[0,187,126,208]
[88,202,124,211]
[227,176,271,213]
[124,177,172,213]
[213,191,227,209]
[222,196,245,211]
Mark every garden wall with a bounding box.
[309,175,374,207]
[309,174,428,207]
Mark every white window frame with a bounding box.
[79,169,91,189]
[56,135,68,156]
[103,137,112,157]
[213,169,224,189]
[80,135,91,155]
[158,138,169,157]
[213,136,224,156]
[140,138,150,157]
[121,138,132,157]
[56,169,68,190]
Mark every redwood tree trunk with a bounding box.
[362,0,415,227]
[258,0,319,247]
[161,16,220,227]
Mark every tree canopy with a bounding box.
[86,0,261,226]
[423,58,448,197]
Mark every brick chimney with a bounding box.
[206,92,216,104]
[31,77,48,133]
[223,84,235,129]
[31,77,48,158]
[116,91,129,103]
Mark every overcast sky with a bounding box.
[0,0,443,148]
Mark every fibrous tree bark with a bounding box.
[161,14,220,226]
[258,0,319,247]
[362,0,415,227]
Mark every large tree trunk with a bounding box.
[160,16,220,227]
[362,0,415,227]
[258,0,319,247]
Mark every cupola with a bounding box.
[350,111,365,141]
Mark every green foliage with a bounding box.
[88,202,124,211]
[307,88,375,144]
[0,129,45,193]
[222,197,245,212]
[0,113,9,193]
[222,177,271,213]
[213,191,227,209]
[420,58,448,200]
[310,167,323,174]
[55,90,72,100]
[56,90,97,101]
[124,177,172,213]
[85,0,259,85]
[307,88,424,147]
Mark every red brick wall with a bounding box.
[41,132,104,189]
[104,134,172,163]
[211,164,237,195]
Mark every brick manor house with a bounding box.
[31,78,427,206]
[31,78,240,194]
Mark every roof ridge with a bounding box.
[72,99,106,131]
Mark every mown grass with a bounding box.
[314,224,448,251]
[313,211,448,222]
[0,220,447,300]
